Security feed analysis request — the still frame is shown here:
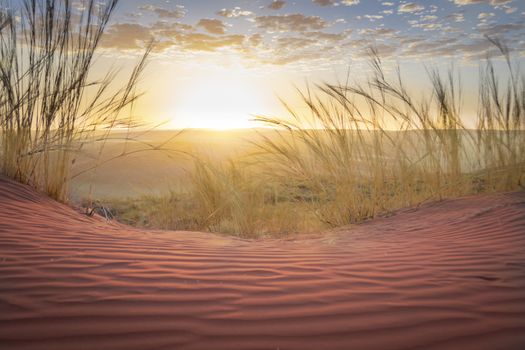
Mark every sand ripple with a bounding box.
[1,177,524,349]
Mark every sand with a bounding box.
[1,176,524,350]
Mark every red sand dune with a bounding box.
[1,176,525,350]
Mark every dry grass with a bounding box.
[252,42,524,228]
[100,40,523,238]
[99,156,317,238]
[2,3,522,239]
[0,0,153,201]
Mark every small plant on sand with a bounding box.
[0,0,150,201]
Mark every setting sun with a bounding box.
[168,67,273,129]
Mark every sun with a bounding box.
[168,66,272,130]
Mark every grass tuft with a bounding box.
[0,0,151,201]
[252,42,524,228]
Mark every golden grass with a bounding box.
[101,41,524,237]
[97,156,318,237]
[247,44,524,230]
[0,0,152,201]
[1,3,523,238]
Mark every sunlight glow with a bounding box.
[168,67,272,130]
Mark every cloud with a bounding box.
[453,0,485,4]
[416,40,493,59]
[409,20,442,31]
[125,12,142,19]
[96,0,523,68]
[138,5,186,19]
[177,33,245,51]
[153,22,247,52]
[277,37,316,49]
[96,19,243,55]
[312,0,337,6]
[265,51,326,65]
[217,7,253,18]
[478,12,495,19]
[398,3,425,13]
[448,13,465,22]
[153,21,193,36]
[255,14,327,32]
[478,22,524,36]
[364,15,384,21]
[342,0,360,5]
[97,13,346,63]
[454,0,487,6]
[349,42,397,58]
[359,27,397,37]
[99,23,153,50]
[197,18,227,35]
[253,28,351,66]
[453,0,513,5]
[249,34,263,47]
[268,1,286,10]
[308,30,350,41]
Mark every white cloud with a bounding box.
[342,0,360,6]
[398,3,425,13]
[453,0,513,5]
[364,15,384,21]
[255,14,327,32]
[138,4,186,19]
[217,7,253,18]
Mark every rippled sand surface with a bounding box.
[1,176,524,350]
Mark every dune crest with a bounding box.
[1,176,524,350]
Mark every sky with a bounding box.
[46,0,525,128]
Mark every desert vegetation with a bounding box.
[102,42,524,237]
[0,0,152,201]
[100,159,314,236]
[250,43,524,229]
[1,1,523,238]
